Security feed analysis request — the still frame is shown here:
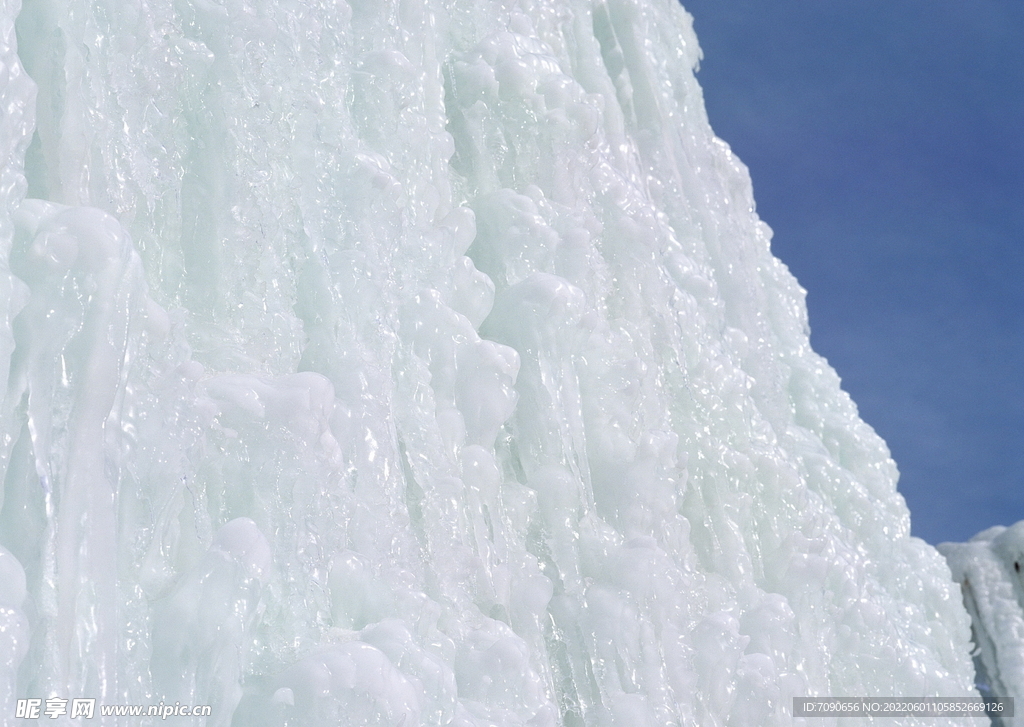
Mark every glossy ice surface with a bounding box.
[0,0,977,724]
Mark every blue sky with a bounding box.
[681,0,1024,545]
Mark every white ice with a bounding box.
[0,0,979,724]
[941,524,1024,723]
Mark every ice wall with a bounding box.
[941,524,1024,725]
[0,0,977,724]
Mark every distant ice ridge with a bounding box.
[940,525,1024,726]
[0,0,977,724]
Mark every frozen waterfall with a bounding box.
[0,0,980,724]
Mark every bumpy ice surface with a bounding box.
[941,524,1024,722]
[0,0,977,724]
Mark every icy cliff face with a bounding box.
[941,525,1024,722]
[0,0,977,723]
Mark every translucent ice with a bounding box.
[0,0,977,724]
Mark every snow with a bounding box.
[0,0,978,723]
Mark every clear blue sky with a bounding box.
[681,0,1024,545]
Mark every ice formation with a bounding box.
[941,525,1024,725]
[0,0,979,724]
